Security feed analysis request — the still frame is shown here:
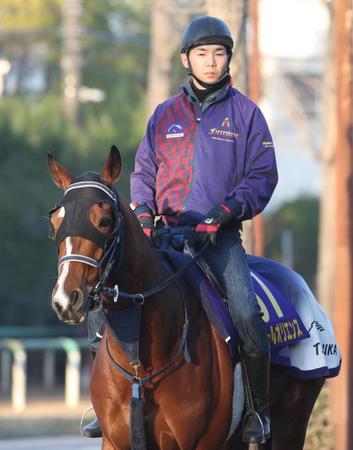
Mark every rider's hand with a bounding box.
[193,204,233,246]
[134,205,154,238]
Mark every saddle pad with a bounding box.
[247,255,341,379]
[163,250,341,380]
[163,250,308,351]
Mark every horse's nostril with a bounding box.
[54,300,63,314]
[70,290,80,306]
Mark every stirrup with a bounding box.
[242,409,268,444]
[80,405,95,434]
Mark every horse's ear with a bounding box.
[47,152,74,190]
[101,145,122,185]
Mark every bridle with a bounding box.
[49,176,208,310]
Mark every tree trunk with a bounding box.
[61,0,82,125]
[206,0,248,93]
[146,0,179,118]
[331,0,353,449]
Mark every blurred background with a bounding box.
[0,0,351,449]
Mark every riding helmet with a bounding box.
[180,16,233,55]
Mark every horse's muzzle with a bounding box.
[52,289,86,324]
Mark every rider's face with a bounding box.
[181,44,228,89]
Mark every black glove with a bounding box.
[193,203,233,246]
[134,205,154,238]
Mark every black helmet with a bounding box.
[180,16,233,54]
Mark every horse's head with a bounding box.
[48,146,122,324]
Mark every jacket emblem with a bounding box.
[166,123,184,139]
[222,117,230,128]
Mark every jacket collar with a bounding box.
[182,79,232,112]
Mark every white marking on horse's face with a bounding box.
[53,237,72,309]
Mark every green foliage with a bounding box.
[0,94,141,326]
[265,196,319,292]
[0,0,61,30]
[0,0,151,326]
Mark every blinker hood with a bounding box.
[49,174,120,249]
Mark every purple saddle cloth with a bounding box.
[162,249,309,360]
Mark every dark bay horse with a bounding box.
[48,147,324,450]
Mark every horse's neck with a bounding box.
[111,205,184,365]
[114,209,163,294]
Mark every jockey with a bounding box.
[130,16,278,444]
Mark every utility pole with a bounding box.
[61,0,82,125]
[331,0,353,449]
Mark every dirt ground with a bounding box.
[0,396,93,439]
[0,387,333,448]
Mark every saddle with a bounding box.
[154,226,308,352]
[153,226,341,380]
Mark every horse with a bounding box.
[48,146,325,450]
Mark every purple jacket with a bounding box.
[130,82,278,225]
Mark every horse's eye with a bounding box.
[99,217,111,228]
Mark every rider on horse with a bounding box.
[83,15,278,444]
[131,16,278,444]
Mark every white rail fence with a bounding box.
[0,337,89,411]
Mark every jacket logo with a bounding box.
[222,117,230,128]
[262,140,274,148]
[166,123,184,139]
[209,128,239,141]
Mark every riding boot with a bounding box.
[82,350,102,438]
[241,351,271,444]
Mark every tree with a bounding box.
[331,0,353,448]
[61,0,83,124]
[0,1,151,326]
[265,196,320,292]
[0,0,61,94]
[146,0,178,116]
[206,0,248,92]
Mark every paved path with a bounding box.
[0,435,102,450]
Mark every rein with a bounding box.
[92,239,208,304]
